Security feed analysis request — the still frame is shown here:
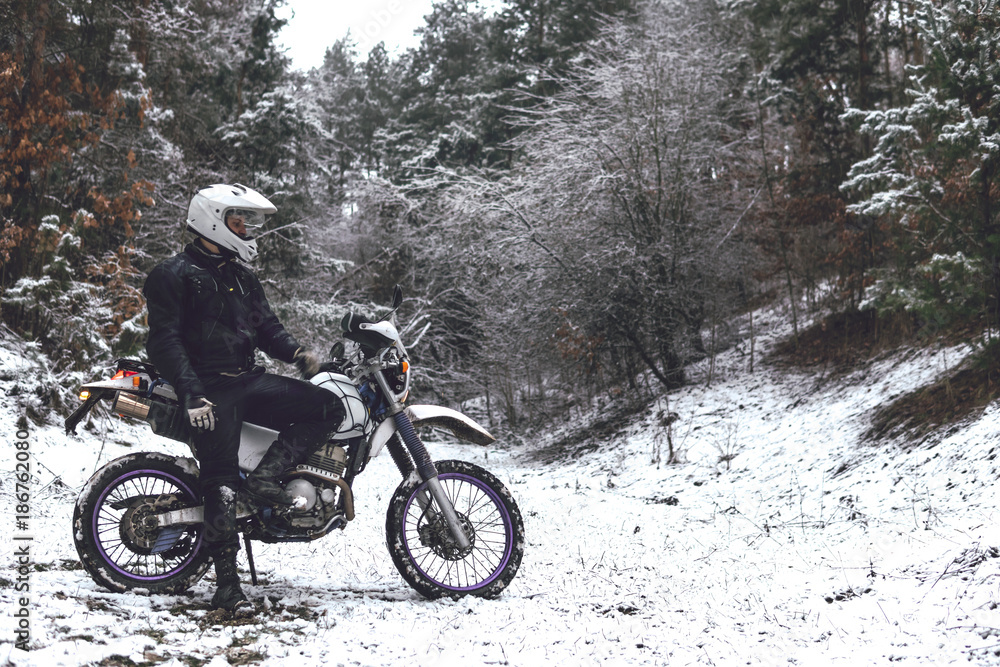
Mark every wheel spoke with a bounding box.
[93,471,200,579]
[400,469,516,591]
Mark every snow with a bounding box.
[2,305,1000,666]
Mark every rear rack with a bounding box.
[115,358,160,380]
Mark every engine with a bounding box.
[281,443,351,528]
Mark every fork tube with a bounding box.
[391,408,471,550]
[374,368,471,550]
[392,410,436,480]
[386,434,415,479]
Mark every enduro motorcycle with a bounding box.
[64,287,524,600]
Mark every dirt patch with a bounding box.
[771,308,998,443]
[769,309,919,370]
[200,606,259,628]
[771,308,987,371]
[528,398,650,464]
[865,349,1000,446]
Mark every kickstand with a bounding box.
[242,533,258,586]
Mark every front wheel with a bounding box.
[386,460,524,599]
[73,452,211,593]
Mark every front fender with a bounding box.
[368,405,496,458]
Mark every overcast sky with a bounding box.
[276,0,502,71]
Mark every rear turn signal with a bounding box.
[79,390,91,401]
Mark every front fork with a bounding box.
[377,374,472,551]
[393,410,472,551]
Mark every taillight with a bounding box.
[110,369,144,391]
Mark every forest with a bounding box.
[2,0,1000,433]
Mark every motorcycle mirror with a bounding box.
[329,341,345,359]
[378,285,404,324]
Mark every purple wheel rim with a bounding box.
[92,468,203,582]
[402,472,514,592]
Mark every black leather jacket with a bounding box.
[143,243,301,405]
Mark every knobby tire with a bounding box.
[385,460,525,599]
[73,452,210,594]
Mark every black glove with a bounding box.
[186,396,216,432]
[293,348,320,378]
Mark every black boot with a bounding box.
[243,444,295,506]
[210,545,252,613]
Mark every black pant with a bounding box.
[195,370,345,551]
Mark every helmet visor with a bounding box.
[224,208,265,239]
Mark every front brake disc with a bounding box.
[418,512,476,560]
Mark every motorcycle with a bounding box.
[64,286,524,600]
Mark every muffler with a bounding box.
[112,392,152,420]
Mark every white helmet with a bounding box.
[186,183,276,262]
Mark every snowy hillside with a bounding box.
[2,305,1000,666]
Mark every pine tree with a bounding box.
[0,0,153,286]
[842,0,1000,331]
[733,0,906,308]
[0,0,160,370]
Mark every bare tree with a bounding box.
[492,2,755,391]
[347,3,758,427]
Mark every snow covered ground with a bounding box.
[1,305,1000,666]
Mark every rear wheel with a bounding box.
[73,453,210,593]
[386,460,524,599]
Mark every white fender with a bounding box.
[82,376,178,401]
[368,405,496,458]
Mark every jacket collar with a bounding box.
[185,241,232,271]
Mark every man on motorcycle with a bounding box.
[142,184,344,613]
